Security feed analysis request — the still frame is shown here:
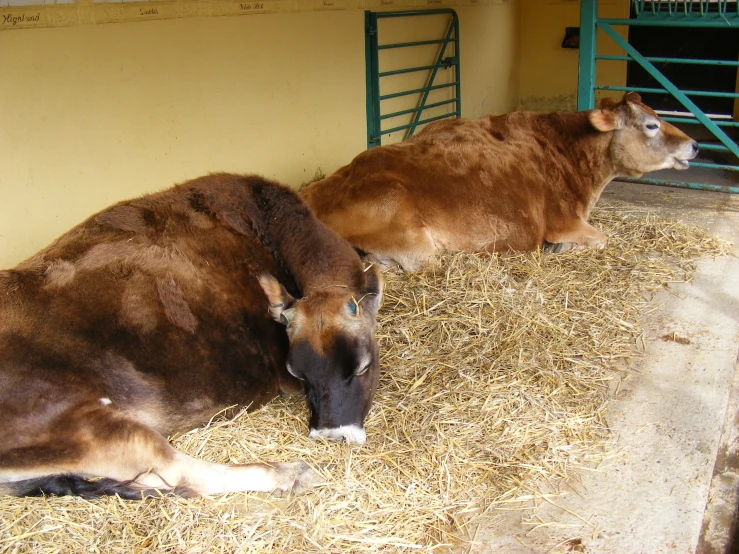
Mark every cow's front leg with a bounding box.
[544,219,607,253]
[0,402,321,498]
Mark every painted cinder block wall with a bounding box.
[0,2,518,268]
[517,0,629,112]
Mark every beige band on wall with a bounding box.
[0,0,510,31]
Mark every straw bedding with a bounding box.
[0,201,731,553]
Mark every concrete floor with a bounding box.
[473,182,739,554]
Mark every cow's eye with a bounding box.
[354,360,372,376]
[347,300,358,316]
[645,123,659,131]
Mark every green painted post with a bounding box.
[577,0,598,110]
[453,14,461,120]
[364,11,374,149]
[365,11,381,149]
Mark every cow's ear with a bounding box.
[258,274,296,323]
[623,91,642,105]
[589,109,623,132]
[359,264,384,316]
[599,97,618,110]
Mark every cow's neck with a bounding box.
[254,183,361,297]
[559,111,619,218]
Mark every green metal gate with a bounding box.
[578,0,739,194]
[365,9,461,149]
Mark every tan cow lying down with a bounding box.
[0,173,383,499]
[301,92,698,270]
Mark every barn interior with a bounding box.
[1,0,738,552]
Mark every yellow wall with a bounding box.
[1,12,367,267]
[460,3,519,119]
[518,0,629,112]
[0,3,518,269]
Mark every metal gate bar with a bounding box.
[365,9,460,149]
[633,0,738,18]
[578,0,739,193]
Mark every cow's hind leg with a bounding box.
[544,218,607,253]
[0,404,317,498]
[321,182,439,271]
[353,223,440,271]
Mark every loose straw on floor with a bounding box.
[0,201,731,553]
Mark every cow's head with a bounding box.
[258,266,383,445]
[588,92,699,177]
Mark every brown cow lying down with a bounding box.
[0,173,383,499]
[301,92,698,270]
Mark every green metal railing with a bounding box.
[365,9,460,149]
[578,0,739,193]
[633,0,738,19]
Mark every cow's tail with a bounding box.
[0,474,195,499]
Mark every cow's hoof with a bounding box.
[544,241,578,254]
[272,461,324,496]
[363,253,403,272]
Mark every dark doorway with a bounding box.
[626,6,739,117]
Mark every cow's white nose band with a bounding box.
[309,425,366,445]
